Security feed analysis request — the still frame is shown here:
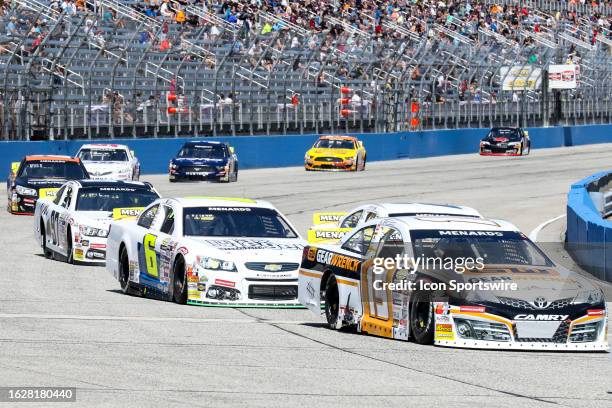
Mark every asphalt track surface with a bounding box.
[2,144,612,408]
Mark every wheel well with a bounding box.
[118,242,126,260]
[320,269,333,298]
[40,218,45,233]
[173,255,185,279]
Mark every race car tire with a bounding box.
[172,256,187,304]
[118,245,131,294]
[409,290,434,345]
[230,169,238,182]
[353,157,360,172]
[324,274,340,329]
[361,156,366,171]
[66,228,74,264]
[40,221,52,259]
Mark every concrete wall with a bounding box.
[1,124,612,174]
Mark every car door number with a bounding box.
[143,233,159,278]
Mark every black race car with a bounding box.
[479,127,531,156]
[7,155,90,215]
[168,141,238,182]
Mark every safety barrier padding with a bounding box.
[566,170,612,283]
[2,124,612,174]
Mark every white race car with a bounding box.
[105,197,305,307]
[308,203,483,243]
[34,180,160,264]
[299,215,609,351]
[76,144,141,180]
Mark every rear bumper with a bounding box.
[169,171,224,181]
[8,193,37,214]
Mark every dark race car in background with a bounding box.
[479,127,531,156]
[169,141,238,183]
[7,155,90,215]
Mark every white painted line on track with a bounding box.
[0,313,315,325]
[528,214,565,242]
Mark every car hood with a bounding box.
[73,211,114,227]
[172,157,227,166]
[186,237,305,260]
[307,148,355,157]
[454,264,602,304]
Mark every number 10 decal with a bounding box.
[143,233,158,278]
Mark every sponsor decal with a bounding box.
[74,248,83,260]
[187,269,199,283]
[39,188,59,199]
[439,230,503,237]
[199,274,209,283]
[205,239,303,251]
[435,324,453,332]
[112,207,145,220]
[263,264,283,272]
[307,247,317,262]
[587,309,605,316]
[197,283,207,291]
[306,281,315,298]
[81,239,89,246]
[177,246,189,255]
[459,306,486,313]
[90,243,106,249]
[215,279,235,288]
[312,212,347,225]
[315,249,360,272]
[514,314,569,321]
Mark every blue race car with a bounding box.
[169,141,238,183]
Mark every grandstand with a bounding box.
[0,0,610,140]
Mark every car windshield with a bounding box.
[314,139,355,149]
[19,161,87,179]
[178,144,225,159]
[76,187,159,211]
[487,128,521,141]
[409,230,554,268]
[183,207,297,238]
[78,148,128,162]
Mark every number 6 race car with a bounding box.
[34,180,160,264]
[307,203,482,244]
[299,214,609,351]
[105,197,305,307]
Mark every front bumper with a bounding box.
[186,266,303,308]
[480,145,522,156]
[305,160,355,171]
[9,192,37,215]
[433,303,609,351]
[169,169,226,181]
[73,236,107,263]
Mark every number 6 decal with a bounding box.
[143,233,158,278]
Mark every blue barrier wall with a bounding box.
[2,124,612,174]
[566,171,612,283]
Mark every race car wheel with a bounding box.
[324,274,340,329]
[409,290,434,345]
[118,246,131,294]
[353,157,360,172]
[361,156,366,171]
[66,229,74,264]
[172,256,187,304]
[40,222,52,259]
[230,169,238,182]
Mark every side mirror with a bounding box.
[229,146,235,154]
[10,162,20,176]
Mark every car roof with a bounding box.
[169,196,274,209]
[389,215,519,232]
[375,203,482,218]
[183,140,223,146]
[24,155,79,162]
[75,180,151,189]
[79,144,129,150]
[319,135,357,141]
